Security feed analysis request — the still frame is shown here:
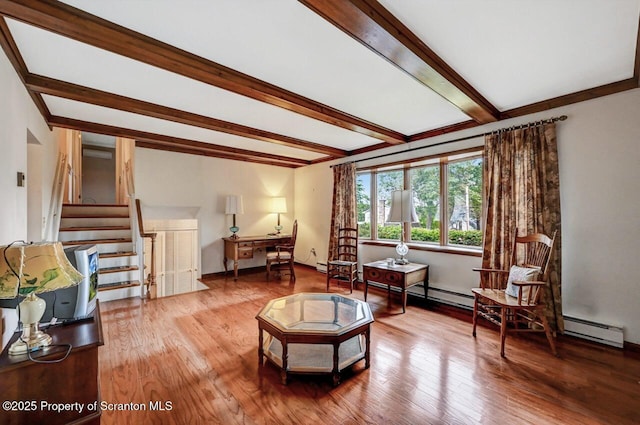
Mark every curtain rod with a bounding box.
[330,115,568,167]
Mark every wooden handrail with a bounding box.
[135,198,157,299]
[124,160,135,197]
[45,152,68,241]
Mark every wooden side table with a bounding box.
[0,303,104,425]
[363,261,429,313]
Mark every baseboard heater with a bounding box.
[563,316,624,348]
[316,262,327,273]
[426,287,474,310]
[415,287,626,349]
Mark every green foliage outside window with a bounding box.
[447,230,482,246]
[376,226,482,246]
[358,222,371,238]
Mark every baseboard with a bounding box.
[426,286,474,310]
[316,261,327,273]
[421,287,627,349]
[201,262,318,280]
[624,340,640,356]
[563,316,624,348]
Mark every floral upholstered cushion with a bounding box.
[505,265,539,301]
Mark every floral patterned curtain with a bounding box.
[483,123,563,332]
[328,163,357,261]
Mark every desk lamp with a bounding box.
[0,242,83,355]
[386,190,418,264]
[225,195,244,238]
[271,197,287,234]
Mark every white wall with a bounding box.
[295,89,640,344]
[0,49,59,349]
[135,148,296,275]
[556,90,640,340]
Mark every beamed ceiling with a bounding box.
[1,0,639,168]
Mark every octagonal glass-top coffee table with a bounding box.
[256,293,373,386]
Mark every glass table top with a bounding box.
[256,293,373,335]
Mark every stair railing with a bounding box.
[44,152,69,242]
[135,199,157,299]
[122,160,149,298]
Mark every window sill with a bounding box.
[359,240,482,257]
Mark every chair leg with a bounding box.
[539,312,558,356]
[326,266,331,292]
[500,307,508,357]
[472,296,479,337]
[266,262,271,281]
[289,259,296,283]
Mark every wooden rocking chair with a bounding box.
[472,230,558,357]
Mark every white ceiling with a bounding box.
[2,0,639,167]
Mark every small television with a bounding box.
[57,244,99,319]
[0,244,99,324]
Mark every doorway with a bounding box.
[27,130,43,242]
[81,133,116,204]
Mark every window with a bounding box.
[446,156,483,247]
[356,173,371,238]
[409,162,440,244]
[376,169,403,241]
[357,149,483,249]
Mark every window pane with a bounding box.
[409,165,440,244]
[356,172,371,238]
[446,157,483,247]
[376,170,403,241]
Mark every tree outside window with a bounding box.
[446,157,482,246]
[410,165,440,243]
[376,170,403,240]
[356,173,371,238]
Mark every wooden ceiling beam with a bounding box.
[25,74,346,158]
[500,78,638,120]
[299,0,499,124]
[0,0,405,145]
[134,142,300,169]
[47,116,313,168]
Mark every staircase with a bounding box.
[57,203,142,302]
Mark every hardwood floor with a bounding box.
[98,266,640,425]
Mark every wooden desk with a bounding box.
[223,234,291,280]
[0,303,104,425]
[363,261,429,313]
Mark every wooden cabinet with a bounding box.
[143,220,200,297]
[0,304,104,425]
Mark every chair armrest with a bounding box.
[472,268,509,274]
[510,280,547,287]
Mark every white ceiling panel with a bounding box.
[378,0,640,110]
[60,0,470,134]
[6,18,380,151]
[42,95,325,162]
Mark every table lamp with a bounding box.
[225,195,244,238]
[386,190,418,264]
[0,242,84,355]
[271,197,287,234]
